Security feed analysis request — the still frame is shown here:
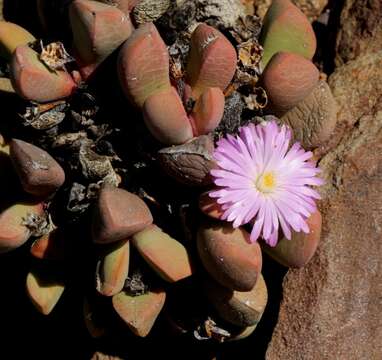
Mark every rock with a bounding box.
[158,135,216,187]
[197,221,262,291]
[95,239,130,296]
[281,80,338,153]
[195,0,246,29]
[335,0,382,66]
[262,210,322,268]
[112,289,166,337]
[132,0,170,25]
[266,52,382,359]
[205,274,268,327]
[10,139,65,197]
[131,225,194,282]
[92,185,153,244]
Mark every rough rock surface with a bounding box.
[252,0,328,21]
[335,0,382,66]
[266,51,382,359]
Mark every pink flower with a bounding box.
[209,121,323,247]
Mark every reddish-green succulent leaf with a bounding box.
[260,0,316,68]
[262,210,322,268]
[143,87,193,145]
[10,138,66,197]
[205,274,268,327]
[197,221,262,291]
[186,23,237,99]
[118,22,171,107]
[261,52,319,116]
[92,185,153,244]
[95,239,130,296]
[112,289,166,337]
[131,225,194,282]
[0,201,44,254]
[69,0,133,79]
[26,269,65,315]
[190,87,225,135]
[10,45,76,103]
[0,21,36,61]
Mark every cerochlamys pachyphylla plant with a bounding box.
[209,121,323,247]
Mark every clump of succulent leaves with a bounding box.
[0,0,335,349]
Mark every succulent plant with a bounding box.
[118,22,237,144]
[0,0,335,352]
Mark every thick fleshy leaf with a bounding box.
[0,21,35,61]
[95,239,130,296]
[197,221,262,291]
[26,270,65,315]
[143,87,193,145]
[158,135,216,186]
[281,80,338,151]
[262,210,322,268]
[186,23,237,99]
[30,229,65,261]
[69,0,133,79]
[205,274,268,327]
[198,192,224,220]
[118,22,171,107]
[112,289,166,337]
[10,139,66,197]
[131,225,194,282]
[260,0,316,68]
[0,201,44,254]
[190,87,225,135]
[10,45,76,103]
[92,185,153,244]
[262,52,319,115]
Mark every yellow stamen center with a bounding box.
[256,172,276,193]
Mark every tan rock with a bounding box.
[266,52,382,360]
[335,0,382,66]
